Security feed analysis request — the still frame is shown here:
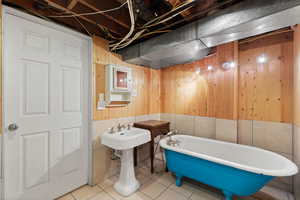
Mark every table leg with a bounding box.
[150,139,154,173]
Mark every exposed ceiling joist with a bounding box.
[5,0,106,37]
[3,0,247,46]
[44,0,127,35]
[78,0,130,29]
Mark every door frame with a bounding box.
[1,6,93,199]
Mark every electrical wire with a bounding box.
[112,29,146,49]
[141,0,195,28]
[110,0,195,49]
[74,16,92,36]
[111,0,135,51]
[154,0,236,33]
[140,30,171,38]
[48,1,128,18]
[144,6,193,28]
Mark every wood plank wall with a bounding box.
[161,32,293,123]
[239,31,293,123]
[161,42,238,120]
[0,1,2,134]
[294,26,300,126]
[93,31,293,123]
[93,36,161,121]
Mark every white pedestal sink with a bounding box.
[101,127,151,196]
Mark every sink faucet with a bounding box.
[117,123,127,132]
[117,123,122,132]
[127,123,131,130]
[108,127,115,134]
[166,130,180,147]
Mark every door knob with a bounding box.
[8,123,18,131]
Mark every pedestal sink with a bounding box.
[101,127,151,196]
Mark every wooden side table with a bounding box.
[133,120,170,173]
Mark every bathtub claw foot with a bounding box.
[175,174,182,187]
[223,190,233,200]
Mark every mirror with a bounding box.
[114,68,129,90]
[116,70,128,89]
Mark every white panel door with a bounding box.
[3,10,90,200]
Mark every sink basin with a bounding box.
[101,127,151,196]
[102,127,151,150]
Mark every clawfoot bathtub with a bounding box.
[160,135,298,200]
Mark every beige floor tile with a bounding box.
[190,188,222,200]
[123,191,153,200]
[104,186,124,200]
[89,192,114,200]
[136,172,152,185]
[56,194,74,200]
[72,185,103,200]
[260,186,289,200]
[139,179,167,199]
[151,172,175,187]
[98,175,118,190]
[156,188,188,200]
[136,166,152,177]
[169,182,197,198]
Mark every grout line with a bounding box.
[103,189,118,200]
[70,193,77,200]
[96,184,104,191]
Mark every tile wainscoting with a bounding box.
[161,114,238,142]
[92,113,295,194]
[161,113,294,192]
[91,114,161,185]
[238,120,293,192]
[294,125,300,199]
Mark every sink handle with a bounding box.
[109,127,115,134]
[121,124,126,129]
[117,123,122,131]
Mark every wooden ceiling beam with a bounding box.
[78,0,129,29]
[44,0,127,35]
[82,0,130,28]
[4,0,107,37]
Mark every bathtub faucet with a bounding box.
[166,130,180,147]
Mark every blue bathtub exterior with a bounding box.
[164,149,274,200]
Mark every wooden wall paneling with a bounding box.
[233,41,239,120]
[193,59,210,117]
[175,63,194,115]
[215,42,236,120]
[160,35,293,123]
[239,32,293,123]
[294,26,300,126]
[92,36,160,121]
[93,32,293,123]
[148,68,161,114]
[238,47,257,120]
[161,65,176,114]
[280,41,293,123]
[160,51,232,118]
[203,55,218,117]
[0,0,2,134]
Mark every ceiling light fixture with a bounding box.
[207,65,214,71]
[222,61,235,70]
[195,68,201,75]
[257,54,268,64]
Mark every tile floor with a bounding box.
[56,160,293,200]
